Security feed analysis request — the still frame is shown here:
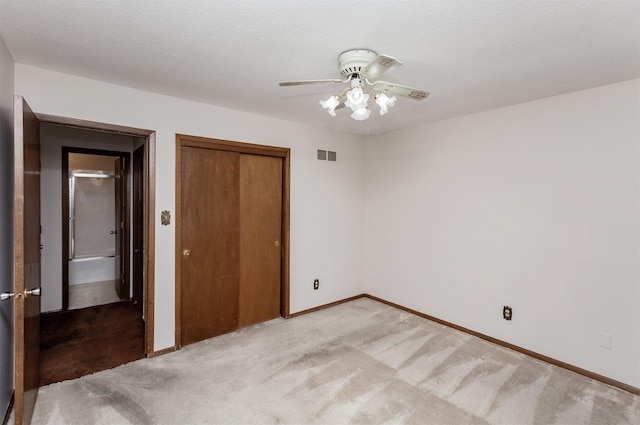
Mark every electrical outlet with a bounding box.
[503,306,512,321]
[599,333,612,349]
[313,279,319,290]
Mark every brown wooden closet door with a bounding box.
[239,154,282,327]
[180,147,240,346]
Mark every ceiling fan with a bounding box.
[279,49,429,121]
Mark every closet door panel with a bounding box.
[238,154,282,327]
[180,147,240,345]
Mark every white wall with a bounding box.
[365,79,640,387]
[40,123,135,312]
[0,34,14,418]
[17,64,366,349]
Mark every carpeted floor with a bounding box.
[24,298,639,424]
[39,302,145,385]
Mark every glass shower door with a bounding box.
[69,172,118,261]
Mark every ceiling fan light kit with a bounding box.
[280,49,428,121]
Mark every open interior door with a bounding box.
[13,95,41,425]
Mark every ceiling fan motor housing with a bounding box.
[339,49,377,78]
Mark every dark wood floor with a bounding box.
[39,302,145,386]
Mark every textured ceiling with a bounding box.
[0,1,638,135]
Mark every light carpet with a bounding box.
[23,298,639,424]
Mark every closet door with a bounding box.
[179,142,284,347]
[239,154,282,327]
[180,147,240,346]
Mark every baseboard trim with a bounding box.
[288,294,367,318]
[364,294,639,395]
[2,392,14,425]
[151,346,177,358]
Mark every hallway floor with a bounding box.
[39,302,145,385]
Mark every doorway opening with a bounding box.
[62,149,130,310]
[36,116,156,384]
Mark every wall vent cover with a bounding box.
[317,149,327,160]
[327,151,337,162]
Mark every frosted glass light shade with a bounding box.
[350,107,371,121]
[319,95,340,116]
[375,93,396,115]
[345,87,369,111]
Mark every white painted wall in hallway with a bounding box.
[39,123,134,312]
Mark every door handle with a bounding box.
[1,287,39,300]
[1,292,14,301]
[26,288,41,297]
[183,249,191,257]
[110,230,119,235]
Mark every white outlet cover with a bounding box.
[599,333,612,349]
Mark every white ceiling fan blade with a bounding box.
[361,54,402,78]
[372,81,429,100]
[279,79,344,87]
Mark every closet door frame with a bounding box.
[174,134,290,349]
